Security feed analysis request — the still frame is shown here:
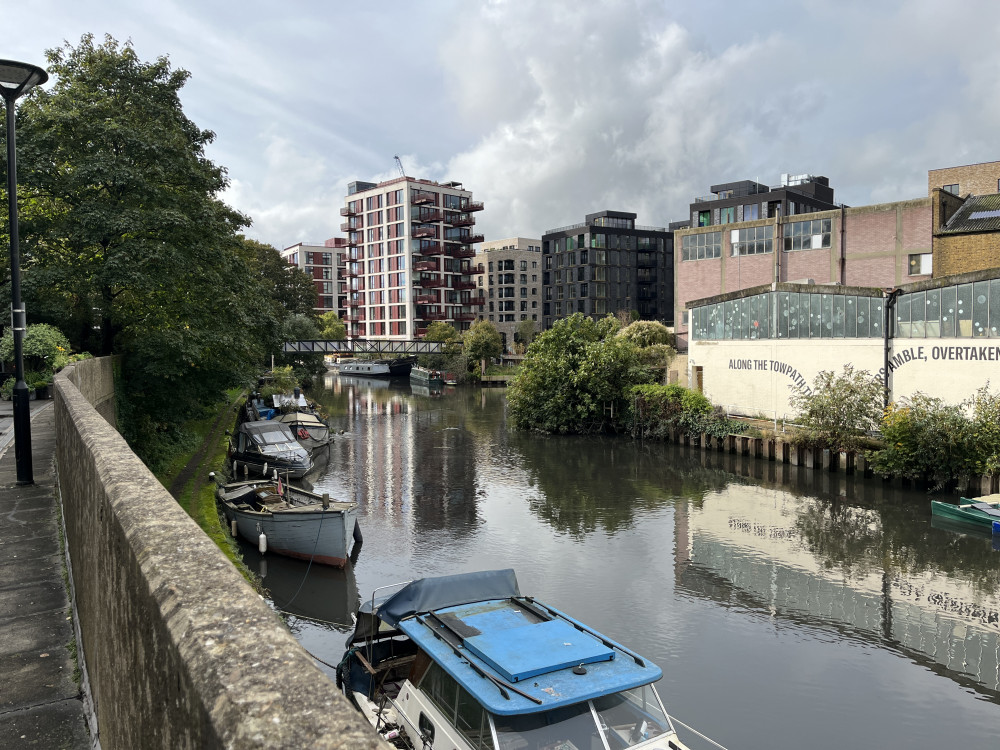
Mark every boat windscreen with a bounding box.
[252,428,294,445]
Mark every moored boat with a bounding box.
[273,410,331,453]
[337,569,693,750]
[930,496,1000,529]
[228,420,313,479]
[212,474,361,568]
[339,356,416,377]
[410,364,445,388]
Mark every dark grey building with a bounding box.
[689,173,838,228]
[541,210,674,329]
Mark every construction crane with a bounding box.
[394,155,406,179]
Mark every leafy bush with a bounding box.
[868,385,1000,485]
[0,323,72,373]
[508,313,654,433]
[789,365,883,450]
[627,384,744,439]
[259,365,299,398]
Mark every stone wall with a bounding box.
[54,358,383,750]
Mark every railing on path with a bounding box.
[284,338,462,355]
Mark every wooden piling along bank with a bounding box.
[662,428,1000,497]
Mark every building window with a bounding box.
[743,204,759,221]
[698,210,711,227]
[784,219,832,251]
[681,231,722,261]
[908,253,932,276]
[732,225,773,256]
[720,206,736,224]
[943,183,959,195]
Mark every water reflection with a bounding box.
[280,377,1000,748]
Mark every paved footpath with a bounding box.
[0,400,91,748]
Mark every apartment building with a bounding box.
[473,237,543,351]
[280,241,343,315]
[339,177,484,338]
[541,210,674,330]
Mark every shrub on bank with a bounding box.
[627,383,748,439]
[789,365,883,451]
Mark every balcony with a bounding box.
[418,242,445,256]
[415,293,439,305]
[412,259,439,272]
[328,237,350,248]
[345,298,361,307]
[467,294,486,306]
[344,268,358,277]
[453,312,476,322]
[412,225,437,239]
[449,246,476,259]
[464,200,484,212]
[419,310,447,321]
[340,206,357,217]
[453,280,477,290]
[411,190,436,205]
[461,232,485,245]
[446,212,475,227]
[417,275,447,288]
[416,209,444,223]
[415,327,428,337]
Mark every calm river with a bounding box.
[237,374,1000,750]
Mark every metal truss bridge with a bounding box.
[282,339,460,356]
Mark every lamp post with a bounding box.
[1,59,48,485]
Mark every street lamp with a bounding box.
[1,59,48,485]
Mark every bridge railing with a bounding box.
[283,338,463,355]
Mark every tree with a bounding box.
[10,35,283,464]
[507,313,656,433]
[273,314,325,382]
[789,365,883,450]
[515,319,536,352]
[317,312,346,340]
[420,321,461,369]
[242,237,317,317]
[617,320,676,382]
[463,320,503,366]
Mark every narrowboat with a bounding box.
[410,365,445,388]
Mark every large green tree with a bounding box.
[463,319,502,364]
[507,313,657,433]
[9,35,284,462]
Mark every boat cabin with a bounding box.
[341,570,683,750]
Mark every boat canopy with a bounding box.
[348,569,520,642]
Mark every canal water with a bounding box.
[239,374,1000,750]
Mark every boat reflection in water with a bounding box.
[236,536,361,630]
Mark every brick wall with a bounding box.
[935,233,1000,277]
[928,161,1000,196]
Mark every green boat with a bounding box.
[930,495,1000,529]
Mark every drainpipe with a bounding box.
[839,205,846,285]
[883,288,901,409]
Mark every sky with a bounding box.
[6,0,1000,250]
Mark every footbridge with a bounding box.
[282,338,460,355]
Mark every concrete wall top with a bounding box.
[55,358,383,749]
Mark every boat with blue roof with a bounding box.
[337,569,692,750]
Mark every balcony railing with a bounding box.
[415,209,444,223]
[412,259,439,272]
[449,246,476,259]
[412,225,437,239]
[340,206,357,217]
[417,275,447,288]
[447,232,484,245]
[445,212,475,227]
[453,280,477,290]
[453,312,476,322]
[411,190,436,205]
[414,293,439,305]
[344,298,361,307]
[419,310,446,321]
[328,237,350,248]
[418,242,445,256]
[344,268,358,277]
[464,200,484,212]
[467,294,486,306]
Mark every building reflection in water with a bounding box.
[672,463,1000,698]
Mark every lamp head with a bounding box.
[0,59,48,102]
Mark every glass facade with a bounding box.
[691,291,884,340]
[691,279,1000,342]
